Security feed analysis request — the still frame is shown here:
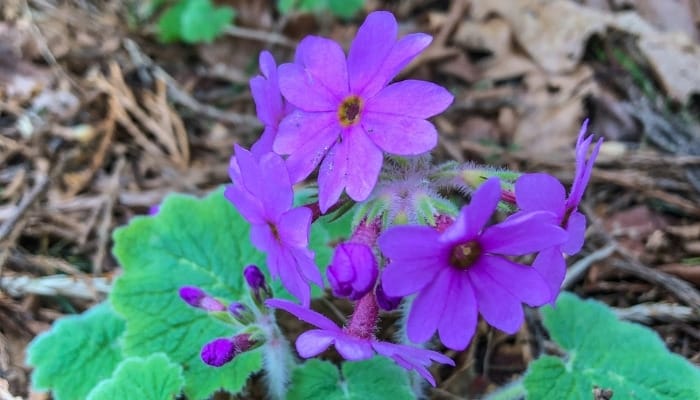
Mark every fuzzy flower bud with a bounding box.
[178,286,225,311]
[375,282,402,311]
[228,302,255,325]
[244,265,272,305]
[200,333,261,367]
[327,243,378,300]
[201,338,236,367]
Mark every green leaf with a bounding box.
[277,0,297,13]
[27,303,125,400]
[157,0,187,42]
[524,293,700,399]
[86,353,184,400]
[157,0,234,44]
[180,0,234,43]
[111,190,264,399]
[328,0,363,18]
[288,357,415,399]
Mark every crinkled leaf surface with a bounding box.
[86,353,184,400]
[26,303,125,400]
[180,0,234,43]
[111,191,264,399]
[158,0,234,43]
[524,292,700,399]
[287,357,414,400]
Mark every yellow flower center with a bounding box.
[449,241,482,269]
[338,95,363,127]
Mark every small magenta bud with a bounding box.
[434,214,454,233]
[201,338,236,367]
[179,286,225,311]
[244,265,266,289]
[244,265,271,304]
[376,281,402,311]
[148,204,160,215]
[233,333,260,352]
[179,286,204,307]
[228,302,255,325]
[327,243,378,300]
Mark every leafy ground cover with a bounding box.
[1,0,700,398]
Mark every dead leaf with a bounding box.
[471,0,610,73]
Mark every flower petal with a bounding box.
[347,11,397,94]
[278,63,337,111]
[291,246,324,288]
[343,127,383,201]
[359,32,432,97]
[472,255,551,307]
[378,225,442,260]
[562,211,586,255]
[406,267,450,343]
[441,178,500,243]
[295,36,349,99]
[365,80,453,119]
[532,247,566,304]
[275,110,337,155]
[250,125,277,158]
[224,184,264,225]
[277,207,312,248]
[468,266,524,334]
[276,248,313,307]
[266,299,341,332]
[278,113,340,183]
[480,211,567,255]
[514,173,566,216]
[438,273,477,350]
[318,140,349,213]
[362,113,437,155]
[296,329,336,358]
[257,152,293,219]
[334,335,374,361]
[250,224,276,260]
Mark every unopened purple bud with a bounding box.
[376,282,402,311]
[200,297,225,312]
[228,302,255,324]
[148,204,160,215]
[179,286,205,307]
[179,286,224,311]
[201,338,236,367]
[327,243,378,301]
[232,333,259,352]
[244,265,266,290]
[244,265,271,304]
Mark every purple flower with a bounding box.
[327,243,378,300]
[266,298,454,386]
[225,146,323,306]
[514,120,602,301]
[178,286,225,311]
[250,51,290,157]
[378,178,567,350]
[275,11,454,212]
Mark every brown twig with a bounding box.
[123,39,261,128]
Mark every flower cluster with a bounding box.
[201,9,603,392]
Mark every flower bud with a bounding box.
[228,302,255,325]
[375,281,402,311]
[179,286,225,312]
[201,338,236,367]
[200,333,261,367]
[244,265,272,305]
[327,243,378,300]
